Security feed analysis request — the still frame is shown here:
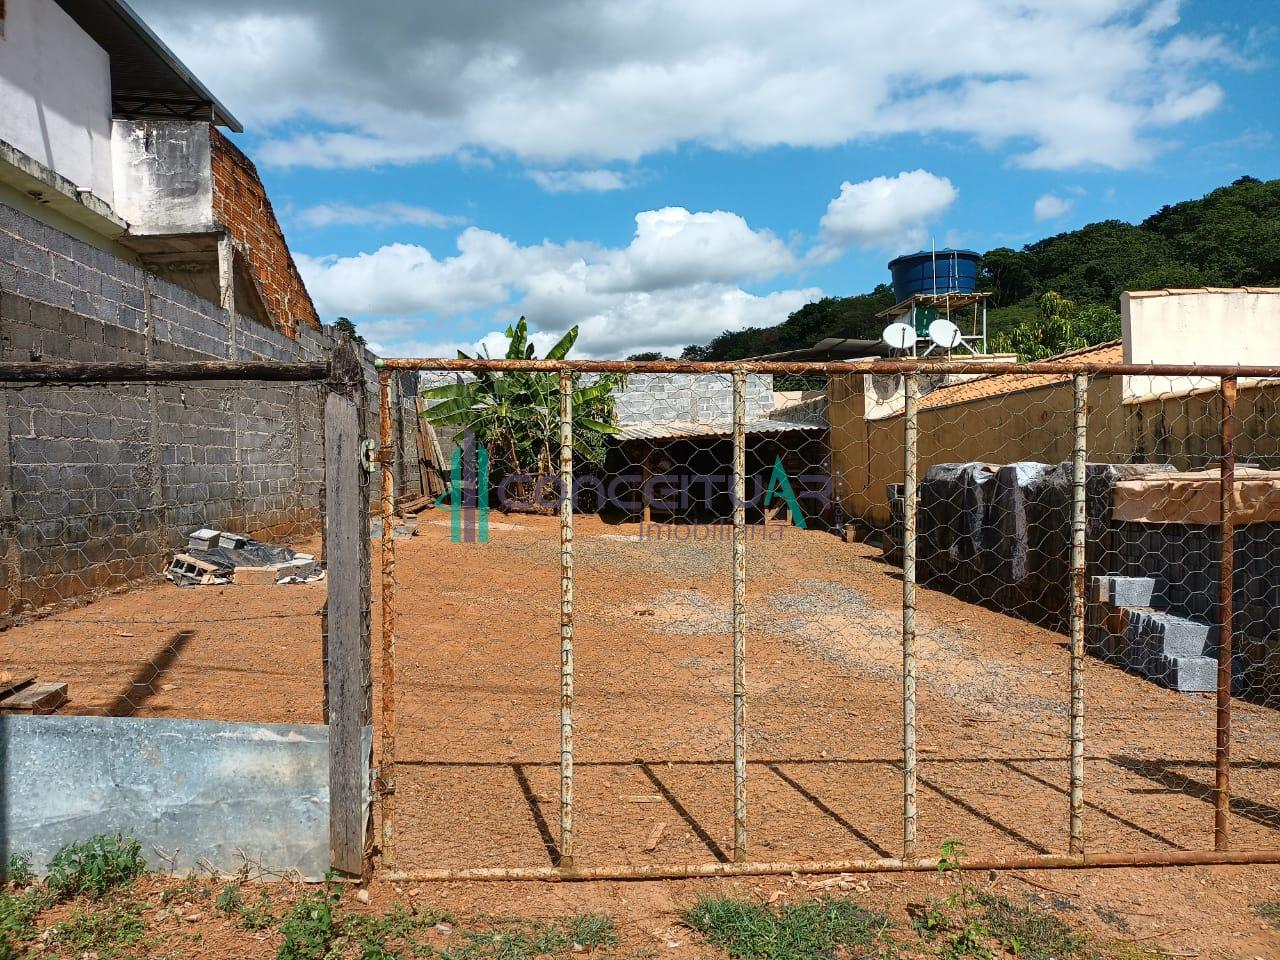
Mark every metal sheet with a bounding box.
[616,419,823,442]
[0,716,371,881]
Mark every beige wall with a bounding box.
[830,374,1279,527]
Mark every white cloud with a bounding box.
[296,204,810,357]
[817,170,957,257]
[528,169,632,193]
[1033,193,1073,221]
[294,201,464,229]
[134,0,1236,171]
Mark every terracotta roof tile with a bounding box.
[915,341,1123,412]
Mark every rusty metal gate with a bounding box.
[372,356,1280,881]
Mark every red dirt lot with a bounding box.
[4,512,1280,957]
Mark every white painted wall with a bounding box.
[111,121,214,233]
[1122,290,1280,398]
[0,0,114,202]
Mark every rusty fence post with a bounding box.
[902,372,919,860]
[559,370,576,869]
[378,370,398,867]
[1215,375,1237,851]
[1069,373,1088,855]
[732,369,748,862]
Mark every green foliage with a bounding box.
[626,351,667,361]
[971,891,1089,960]
[444,913,618,959]
[278,888,340,960]
[3,856,33,889]
[688,287,897,362]
[422,318,622,504]
[334,316,368,347]
[681,177,1280,364]
[989,292,1120,361]
[0,888,49,958]
[45,834,145,901]
[216,882,244,916]
[1253,901,1280,928]
[49,903,146,960]
[238,888,277,931]
[682,895,891,960]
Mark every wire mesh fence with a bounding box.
[376,356,1280,880]
[0,367,330,726]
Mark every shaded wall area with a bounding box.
[0,201,419,625]
[830,371,1280,529]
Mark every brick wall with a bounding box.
[0,201,419,624]
[209,129,320,338]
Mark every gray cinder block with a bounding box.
[1092,574,1166,608]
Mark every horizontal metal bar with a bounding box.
[0,360,331,384]
[382,848,1280,883]
[376,357,1280,378]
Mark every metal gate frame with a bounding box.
[372,356,1280,881]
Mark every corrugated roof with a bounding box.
[914,341,1124,412]
[616,419,824,442]
[53,0,242,130]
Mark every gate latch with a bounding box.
[359,439,379,474]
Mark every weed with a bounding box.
[0,888,50,957]
[936,839,966,875]
[216,882,244,916]
[3,856,33,889]
[972,891,1089,960]
[160,874,211,906]
[50,902,146,960]
[238,889,277,931]
[441,914,618,959]
[343,902,452,958]
[1254,901,1280,929]
[45,834,145,901]
[278,889,340,960]
[682,895,891,960]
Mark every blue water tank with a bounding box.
[888,249,981,301]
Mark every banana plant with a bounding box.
[422,318,623,509]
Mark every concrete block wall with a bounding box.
[0,200,417,623]
[613,373,774,424]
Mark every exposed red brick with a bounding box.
[209,128,320,338]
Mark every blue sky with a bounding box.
[136,0,1278,358]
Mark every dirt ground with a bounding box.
[5,512,1280,957]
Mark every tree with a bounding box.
[980,248,1036,307]
[421,318,622,509]
[627,351,666,361]
[989,292,1119,361]
[332,316,366,347]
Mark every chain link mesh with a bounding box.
[379,359,1280,876]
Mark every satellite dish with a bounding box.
[882,322,917,351]
[928,318,962,350]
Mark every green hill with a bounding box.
[682,176,1280,362]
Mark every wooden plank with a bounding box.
[0,682,68,714]
[399,494,435,515]
[0,672,35,699]
[325,380,372,876]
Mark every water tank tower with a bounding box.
[888,249,981,302]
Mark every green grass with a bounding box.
[972,891,1090,960]
[49,903,147,960]
[441,914,619,959]
[682,896,891,960]
[911,887,1095,960]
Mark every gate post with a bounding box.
[324,337,373,876]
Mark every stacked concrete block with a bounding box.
[1088,574,1225,693]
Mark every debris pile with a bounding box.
[165,529,324,587]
